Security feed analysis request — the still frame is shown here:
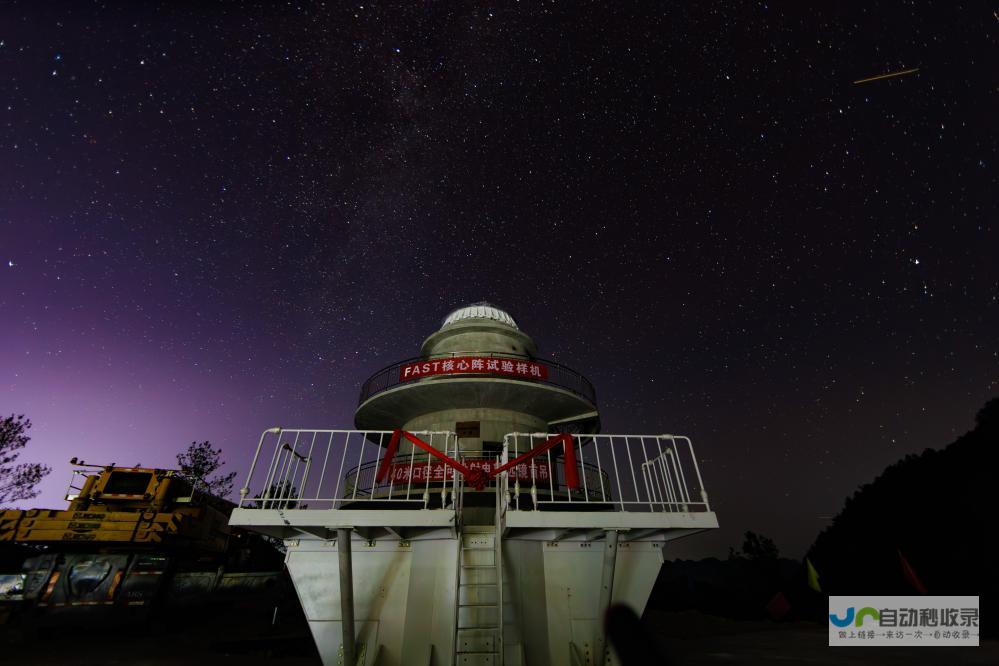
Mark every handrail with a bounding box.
[357,352,597,405]
[236,429,711,516]
[237,429,459,511]
[500,433,711,513]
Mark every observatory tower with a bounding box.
[230,304,718,665]
[355,302,600,521]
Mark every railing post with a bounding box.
[678,436,710,511]
[240,427,280,508]
[495,463,505,666]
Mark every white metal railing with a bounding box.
[500,433,710,513]
[238,428,459,510]
[496,444,507,665]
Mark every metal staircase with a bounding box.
[455,525,502,665]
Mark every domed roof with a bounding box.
[442,302,518,329]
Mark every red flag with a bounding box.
[897,548,928,594]
[766,591,791,620]
[494,433,578,489]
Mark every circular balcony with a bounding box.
[354,352,599,432]
[358,353,597,406]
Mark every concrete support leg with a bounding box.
[338,528,356,666]
[593,529,619,665]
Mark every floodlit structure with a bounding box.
[229,303,718,665]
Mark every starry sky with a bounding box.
[1,2,996,559]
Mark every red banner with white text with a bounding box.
[386,459,551,484]
[399,356,548,381]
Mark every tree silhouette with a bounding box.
[807,396,997,604]
[176,440,237,498]
[728,531,780,561]
[975,397,999,433]
[249,480,305,509]
[0,414,51,507]
[742,531,780,561]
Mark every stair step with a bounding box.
[462,525,495,533]
[456,653,499,657]
[456,628,498,640]
[462,535,495,549]
[458,605,499,628]
[460,568,497,585]
[456,526,503,664]
[461,550,495,566]
[460,584,499,605]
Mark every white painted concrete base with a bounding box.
[284,534,673,666]
[285,537,457,666]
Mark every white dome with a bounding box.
[442,303,518,329]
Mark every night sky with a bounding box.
[2,2,996,559]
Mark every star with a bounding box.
[0,0,992,569]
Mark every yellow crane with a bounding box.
[1,461,231,550]
[0,461,281,623]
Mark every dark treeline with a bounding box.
[808,398,996,595]
[649,398,996,631]
[649,544,802,621]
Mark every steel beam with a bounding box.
[338,528,356,666]
[593,529,619,665]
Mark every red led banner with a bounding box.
[399,356,548,381]
[376,430,578,490]
[386,459,552,484]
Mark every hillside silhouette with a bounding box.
[807,397,996,599]
[649,398,996,628]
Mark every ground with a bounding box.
[1,610,993,664]
[645,610,996,666]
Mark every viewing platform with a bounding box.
[229,428,717,541]
[227,303,719,665]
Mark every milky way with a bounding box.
[1,2,996,558]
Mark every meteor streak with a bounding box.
[853,67,920,85]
